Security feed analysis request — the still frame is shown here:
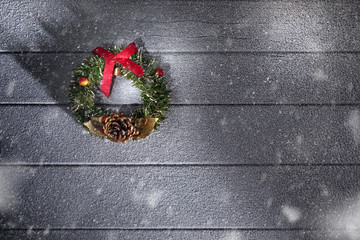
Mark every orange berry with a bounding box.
[78,77,89,86]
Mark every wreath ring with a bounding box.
[68,42,171,143]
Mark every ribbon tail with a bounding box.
[117,59,144,78]
[92,47,114,60]
[100,58,116,98]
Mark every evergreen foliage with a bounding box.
[68,46,171,132]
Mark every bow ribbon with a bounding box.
[92,42,144,98]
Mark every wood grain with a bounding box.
[0,165,358,233]
[1,0,359,238]
[1,0,359,52]
[0,229,352,240]
[1,105,359,164]
[1,53,360,104]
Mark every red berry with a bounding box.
[101,115,108,123]
[78,77,89,86]
[100,128,105,134]
[155,68,163,77]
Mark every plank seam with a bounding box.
[1,103,360,107]
[0,227,346,231]
[0,163,359,167]
[1,51,360,55]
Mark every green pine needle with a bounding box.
[68,46,171,135]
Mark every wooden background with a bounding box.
[1,0,360,239]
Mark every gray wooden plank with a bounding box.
[0,166,359,235]
[1,105,360,164]
[0,229,355,240]
[2,53,360,104]
[1,0,359,52]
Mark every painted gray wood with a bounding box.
[0,230,354,240]
[1,105,360,164]
[1,0,359,52]
[1,0,360,238]
[2,53,360,104]
[0,166,359,237]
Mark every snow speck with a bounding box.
[184,98,190,104]
[6,80,15,96]
[225,38,234,47]
[95,188,103,195]
[220,117,227,126]
[296,135,304,145]
[43,108,60,123]
[312,69,328,82]
[260,173,267,183]
[27,226,33,235]
[133,181,165,209]
[167,206,174,216]
[293,134,311,161]
[319,184,330,197]
[140,218,151,226]
[107,231,117,240]
[275,149,282,163]
[328,197,360,240]
[218,190,231,203]
[0,169,18,212]
[306,39,323,52]
[43,227,50,235]
[267,197,274,208]
[221,231,243,240]
[147,190,164,209]
[345,110,360,145]
[206,218,214,226]
[281,205,301,223]
[270,81,278,91]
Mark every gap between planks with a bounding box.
[1,50,360,55]
[1,163,360,167]
[1,103,360,107]
[0,227,342,231]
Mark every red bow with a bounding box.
[92,42,144,98]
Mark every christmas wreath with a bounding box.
[68,42,171,143]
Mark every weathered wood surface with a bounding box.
[2,105,360,164]
[0,166,359,235]
[1,53,360,104]
[1,0,359,52]
[0,230,354,240]
[1,0,360,239]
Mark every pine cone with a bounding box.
[103,113,138,143]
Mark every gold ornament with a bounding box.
[113,67,121,76]
[84,116,105,137]
[133,116,158,140]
